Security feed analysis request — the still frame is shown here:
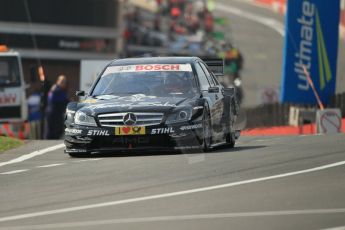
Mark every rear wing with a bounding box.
[202,58,224,76]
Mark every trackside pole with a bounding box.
[302,65,325,110]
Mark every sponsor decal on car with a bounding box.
[87,130,110,136]
[174,146,200,150]
[151,127,175,134]
[66,149,88,153]
[115,126,146,135]
[65,128,82,134]
[180,124,202,131]
[135,64,181,71]
[113,136,149,144]
[103,64,193,74]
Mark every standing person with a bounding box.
[44,75,69,139]
[38,66,51,139]
[222,43,244,81]
[27,83,42,139]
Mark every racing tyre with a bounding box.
[202,107,212,152]
[226,132,236,148]
[226,98,236,148]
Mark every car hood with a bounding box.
[79,94,196,116]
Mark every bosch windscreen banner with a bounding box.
[103,64,193,75]
[281,0,340,104]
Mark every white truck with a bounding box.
[0,47,28,137]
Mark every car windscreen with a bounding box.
[0,57,21,87]
[92,64,199,98]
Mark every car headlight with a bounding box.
[74,111,97,127]
[165,108,192,124]
[66,109,75,121]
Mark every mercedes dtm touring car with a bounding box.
[64,57,239,157]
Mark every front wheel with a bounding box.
[226,98,236,148]
[226,132,236,148]
[202,108,212,152]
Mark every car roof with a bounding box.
[109,56,201,66]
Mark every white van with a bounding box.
[0,47,28,126]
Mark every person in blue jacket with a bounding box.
[44,75,69,139]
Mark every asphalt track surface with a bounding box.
[1,134,345,230]
[1,1,345,230]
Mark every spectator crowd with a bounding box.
[123,0,243,81]
[26,0,244,140]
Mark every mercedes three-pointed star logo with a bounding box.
[123,113,137,126]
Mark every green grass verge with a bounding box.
[0,136,23,153]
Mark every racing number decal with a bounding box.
[115,126,146,135]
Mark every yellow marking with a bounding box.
[115,126,146,135]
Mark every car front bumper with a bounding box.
[64,121,203,154]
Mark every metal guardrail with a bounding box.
[245,103,290,128]
[244,92,345,129]
[329,92,345,117]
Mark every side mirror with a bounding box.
[222,87,235,97]
[208,86,220,93]
[76,90,85,97]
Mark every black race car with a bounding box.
[64,57,240,157]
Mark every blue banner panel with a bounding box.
[281,0,340,104]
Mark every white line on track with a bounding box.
[215,2,285,36]
[1,209,345,229]
[36,163,65,168]
[254,139,267,142]
[255,137,282,142]
[0,160,345,222]
[0,169,29,175]
[323,226,345,230]
[0,144,64,168]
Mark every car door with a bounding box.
[199,62,225,137]
[194,62,215,121]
